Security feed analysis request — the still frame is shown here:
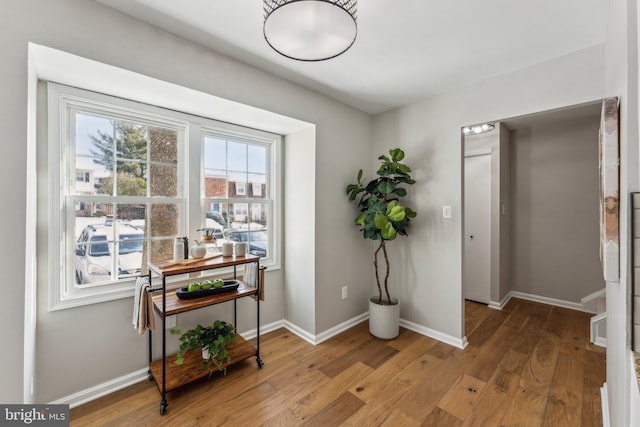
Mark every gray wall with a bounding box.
[3,0,372,404]
[508,115,603,302]
[372,46,605,340]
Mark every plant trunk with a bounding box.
[373,239,391,305]
[374,240,384,304]
[381,240,391,304]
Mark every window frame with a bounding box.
[47,83,282,311]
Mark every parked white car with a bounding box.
[75,223,143,284]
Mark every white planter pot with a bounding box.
[202,348,209,360]
[368,297,400,339]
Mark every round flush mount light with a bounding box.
[463,123,495,135]
[263,0,358,61]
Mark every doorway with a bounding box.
[462,101,604,343]
[463,151,492,304]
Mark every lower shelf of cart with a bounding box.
[150,334,257,392]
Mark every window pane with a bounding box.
[229,171,247,199]
[150,203,180,239]
[248,144,266,173]
[248,173,266,199]
[116,122,148,161]
[150,164,177,197]
[228,141,247,172]
[229,202,249,225]
[115,167,147,196]
[204,170,227,198]
[250,203,268,229]
[74,220,145,285]
[150,239,174,265]
[149,128,178,164]
[74,203,114,239]
[225,205,268,258]
[204,136,226,170]
[74,113,114,196]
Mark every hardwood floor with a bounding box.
[70,298,606,426]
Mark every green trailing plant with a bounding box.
[170,320,236,376]
[346,148,417,305]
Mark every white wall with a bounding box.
[2,0,372,404]
[372,45,605,341]
[508,115,602,303]
[604,0,640,425]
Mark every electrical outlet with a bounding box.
[442,205,452,219]
[342,286,348,300]
[165,315,176,329]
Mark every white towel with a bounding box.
[244,264,266,301]
[133,276,155,334]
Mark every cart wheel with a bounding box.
[160,400,168,415]
[256,358,264,369]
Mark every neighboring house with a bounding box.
[204,176,267,224]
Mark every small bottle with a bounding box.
[173,237,184,261]
[182,236,189,260]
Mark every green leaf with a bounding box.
[381,222,397,240]
[390,148,404,162]
[357,169,363,183]
[387,203,406,222]
[377,180,395,194]
[374,213,389,230]
[378,155,390,162]
[392,188,407,197]
[364,229,379,239]
[405,207,417,219]
[398,164,411,173]
[355,213,366,226]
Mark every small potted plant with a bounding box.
[346,148,417,339]
[170,320,236,376]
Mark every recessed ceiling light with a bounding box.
[463,123,495,135]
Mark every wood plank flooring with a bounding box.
[70,298,606,426]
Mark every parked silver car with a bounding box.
[75,223,143,284]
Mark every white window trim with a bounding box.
[47,83,282,311]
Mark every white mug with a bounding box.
[190,245,206,259]
[222,242,233,257]
[235,242,246,256]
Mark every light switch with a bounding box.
[443,205,452,219]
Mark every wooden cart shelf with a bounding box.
[146,253,263,415]
[151,283,258,317]
[149,334,257,392]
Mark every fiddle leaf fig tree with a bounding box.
[346,148,417,305]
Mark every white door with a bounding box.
[463,153,492,304]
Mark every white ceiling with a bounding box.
[96,0,609,115]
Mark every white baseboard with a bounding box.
[601,382,610,427]
[51,368,149,409]
[282,320,318,345]
[314,312,369,344]
[488,293,513,310]
[399,318,468,349]
[503,291,595,313]
[239,319,285,340]
[282,312,369,345]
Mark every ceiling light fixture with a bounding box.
[263,0,358,61]
[463,123,495,135]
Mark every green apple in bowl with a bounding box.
[187,282,202,292]
[200,281,213,290]
[213,279,225,288]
